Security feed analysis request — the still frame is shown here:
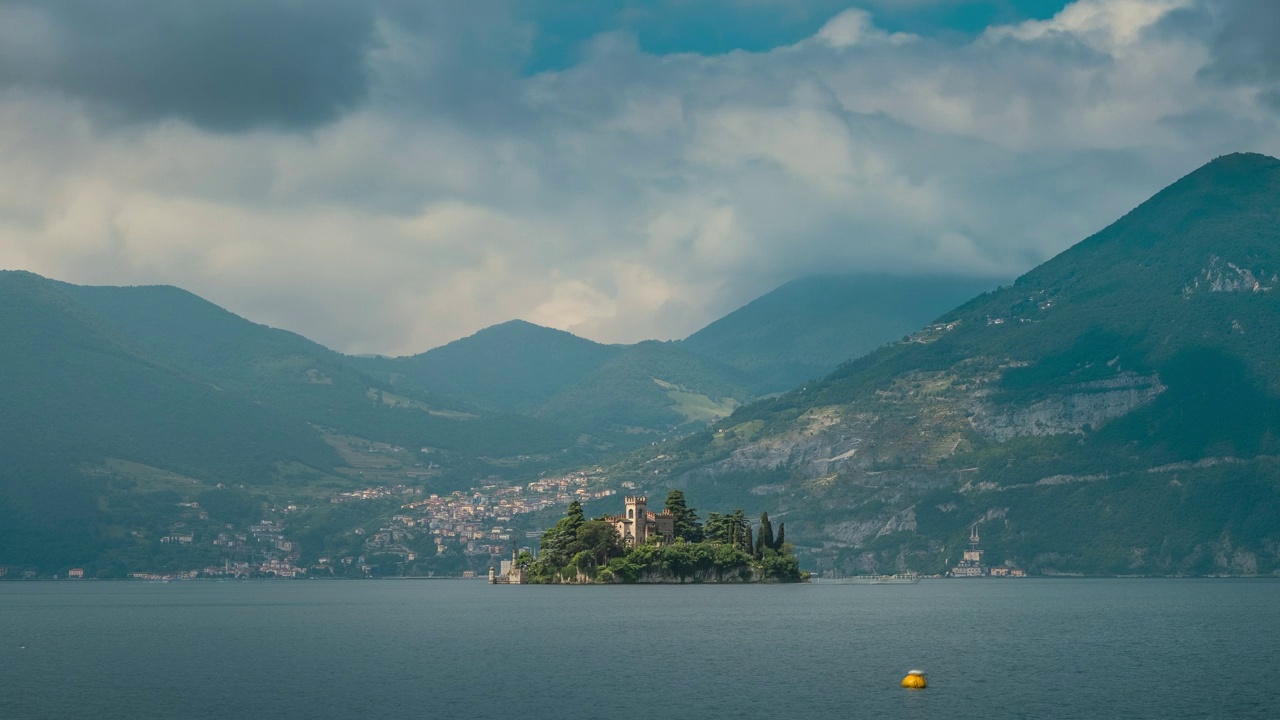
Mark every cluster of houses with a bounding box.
[8,471,625,580]
[394,473,615,556]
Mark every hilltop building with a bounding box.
[950,524,986,577]
[607,496,675,547]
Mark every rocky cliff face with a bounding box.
[1183,255,1277,295]
[971,372,1166,442]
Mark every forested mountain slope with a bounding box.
[607,153,1280,577]
[682,274,1002,393]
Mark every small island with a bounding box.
[496,491,806,584]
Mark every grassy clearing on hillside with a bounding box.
[653,377,740,422]
[92,458,206,494]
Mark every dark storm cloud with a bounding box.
[1194,0,1280,108]
[0,0,377,131]
[370,0,535,127]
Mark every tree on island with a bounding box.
[664,490,703,542]
[705,509,752,553]
[529,500,622,581]
[755,512,775,559]
[527,494,804,584]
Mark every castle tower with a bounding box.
[624,496,648,544]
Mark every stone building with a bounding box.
[950,524,986,577]
[608,496,675,547]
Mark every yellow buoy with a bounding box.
[901,670,927,689]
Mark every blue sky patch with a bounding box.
[519,1,1073,72]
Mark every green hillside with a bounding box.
[366,325,755,445]
[360,275,1004,444]
[353,319,624,414]
[607,153,1280,577]
[0,267,1037,576]
[1,272,340,480]
[536,341,749,438]
[0,271,343,568]
[681,274,1003,393]
[64,284,576,460]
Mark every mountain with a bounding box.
[681,274,1003,393]
[0,272,341,480]
[359,325,748,444]
[607,153,1280,577]
[534,340,749,435]
[359,275,1005,443]
[0,262,1022,575]
[351,320,625,415]
[1,274,596,571]
[58,283,573,460]
[0,271,343,568]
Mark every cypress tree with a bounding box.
[758,512,774,557]
[774,522,785,551]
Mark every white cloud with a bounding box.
[817,8,917,48]
[2,0,1279,354]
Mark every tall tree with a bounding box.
[704,512,726,543]
[774,522,785,551]
[664,490,703,542]
[539,500,586,566]
[738,512,754,556]
[756,512,774,559]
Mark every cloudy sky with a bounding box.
[2,0,1278,355]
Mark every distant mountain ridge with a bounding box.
[682,274,1002,393]
[355,274,1003,441]
[0,264,986,572]
[607,152,1280,578]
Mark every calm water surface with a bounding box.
[1,579,1278,720]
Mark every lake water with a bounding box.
[1,579,1278,719]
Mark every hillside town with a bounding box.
[3,471,618,581]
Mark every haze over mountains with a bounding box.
[6,152,1280,578]
[611,153,1280,578]
[350,274,997,438]
[0,266,993,571]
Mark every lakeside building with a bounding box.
[950,524,986,577]
[606,496,674,547]
[492,547,526,584]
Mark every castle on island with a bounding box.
[491,496,676,583]
[606,496,674,547]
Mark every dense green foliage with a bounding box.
[664,490,703,542]
[527,495,803,583]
